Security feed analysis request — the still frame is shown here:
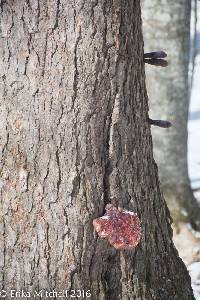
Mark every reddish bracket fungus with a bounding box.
[93,204,141,250]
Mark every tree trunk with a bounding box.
[142,0,200,229]
[0,1,194,299]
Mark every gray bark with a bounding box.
[142,0,200,229]
[0,1,194,299]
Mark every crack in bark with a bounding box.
[36,0,40,30]
[8,12,14,36]
[24,35,32,76]
[0,108,10,173]
[42,154,51,195]
[71,27,82,110]
[55,147,61,202]
[45,222,51,285]
[0,0,6,13]
[53,0,60,30]
[73,0,78,32]
[1,226,6,290]
[91,0,98,26]
[56,103,64,127]
[51,43,58,64]
[41,32,48,77]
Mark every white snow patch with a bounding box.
[188,262,200,300]
[100,216,109,220]
[122,209,138,216]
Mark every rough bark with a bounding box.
[142,0,200,229]
[0,1,194,299]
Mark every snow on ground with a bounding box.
[188,262,200,300]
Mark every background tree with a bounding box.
[0,1,194,299]
[142,0,200,229]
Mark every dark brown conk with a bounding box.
[144,51,168,67]
[148,118,172,128]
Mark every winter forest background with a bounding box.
[143,1,200,298]
[143,1,200,299]
[185,1,200,298]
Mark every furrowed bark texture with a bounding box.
[142,0,200,229]
[0,1,194,299]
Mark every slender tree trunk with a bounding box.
[0,1,194,299]
[142,0,200,229]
